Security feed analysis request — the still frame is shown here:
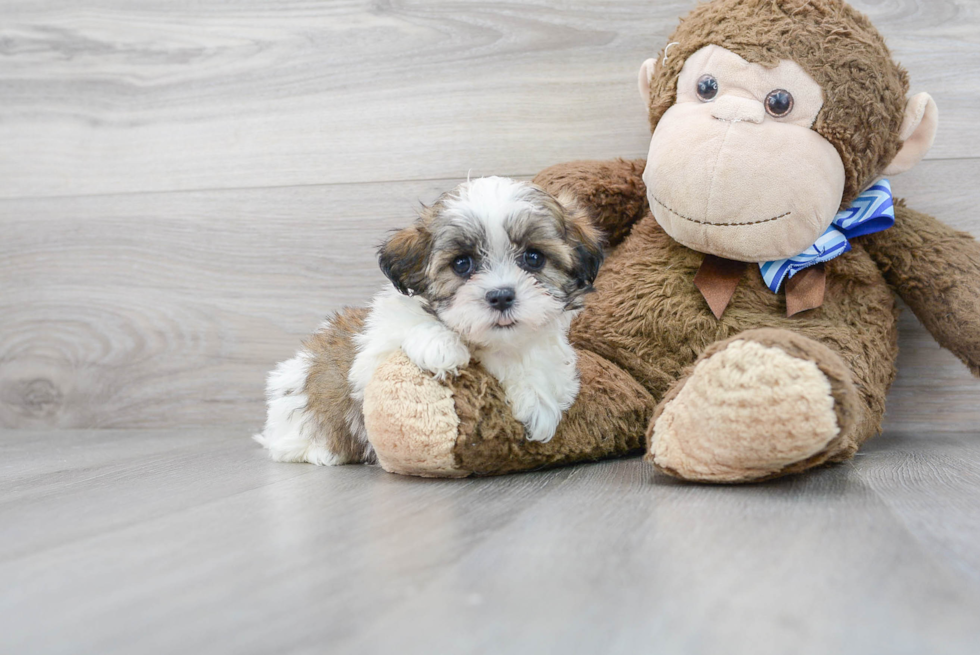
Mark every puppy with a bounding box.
[255,176,603,465]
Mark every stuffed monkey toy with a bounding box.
[302,0,980,482]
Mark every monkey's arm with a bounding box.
[533,159,648,248]
[861,202,980,376]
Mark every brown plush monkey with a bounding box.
[314,0,980,482]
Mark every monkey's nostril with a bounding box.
[486,287,516,311]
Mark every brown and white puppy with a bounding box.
[255,176,603,465]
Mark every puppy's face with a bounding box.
[379,177,604,346]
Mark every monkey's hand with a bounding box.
[533,159,648,248]
[361,349,652,478]
[862,202,980,376]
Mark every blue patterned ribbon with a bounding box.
[759,179,895,293]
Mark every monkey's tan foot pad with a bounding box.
[362,351,469,478]
[646,328,862,483]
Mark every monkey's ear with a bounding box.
[378,223,432,296]
[638,58,657,108]
[558,193,605,289]
[883,93,939,176]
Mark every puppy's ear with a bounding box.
[378,221,432,296]
[558,192,605,290]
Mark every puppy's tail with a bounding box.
[254,308,375,466]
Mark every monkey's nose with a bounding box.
[486,287,516,312]
[710,95,765,124]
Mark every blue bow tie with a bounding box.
[759,179,895,293]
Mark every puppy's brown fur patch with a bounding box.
[303,307,375,464]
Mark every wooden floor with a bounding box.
[2,428,980,655]
[3,0,980,652]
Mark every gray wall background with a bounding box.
[1,0,978,431]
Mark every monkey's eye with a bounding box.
[522,249,545,271]
[765,89,794,117]
[696,74,719,101]
[451,255,473,277]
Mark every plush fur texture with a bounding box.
[359,347,652,476]
[648,329,864,482]
[568,189,900,444]
[363,350,465,477]
[534,159,648,249]
[864,202,980,376]
[353,148,980,480]
[288,0,980,483]
[651,339,840,482]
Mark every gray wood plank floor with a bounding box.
[2,428,980,655]
[2,0,978,199]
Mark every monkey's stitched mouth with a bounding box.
[651,194,791,227]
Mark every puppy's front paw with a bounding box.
[402,330,471,380]
[503,381,565,443]
[522,405,562,443]
[523,408,561,443]
[506,393,562,443]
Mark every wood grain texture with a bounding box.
[0,178,454,428]
[2,159,979,429]
[0,0,978,199]
[856,432,980,582]
[2,428,979,655]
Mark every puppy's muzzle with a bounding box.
[486,287,516,312]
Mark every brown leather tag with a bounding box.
[785,264,826,317]
[694,254,747,319]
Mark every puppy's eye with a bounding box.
[451,254,473,277]
[522,249,545,271]
[765,89,793,117]
[696,74,718,102]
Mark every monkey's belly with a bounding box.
[569,214,899,422]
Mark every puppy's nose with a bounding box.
[486,287,516,311]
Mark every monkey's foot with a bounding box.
[362,351,468,477]
[647,329,862,483]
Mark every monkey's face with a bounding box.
[641,45,846,262]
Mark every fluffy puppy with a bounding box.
[255,176,603,466]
